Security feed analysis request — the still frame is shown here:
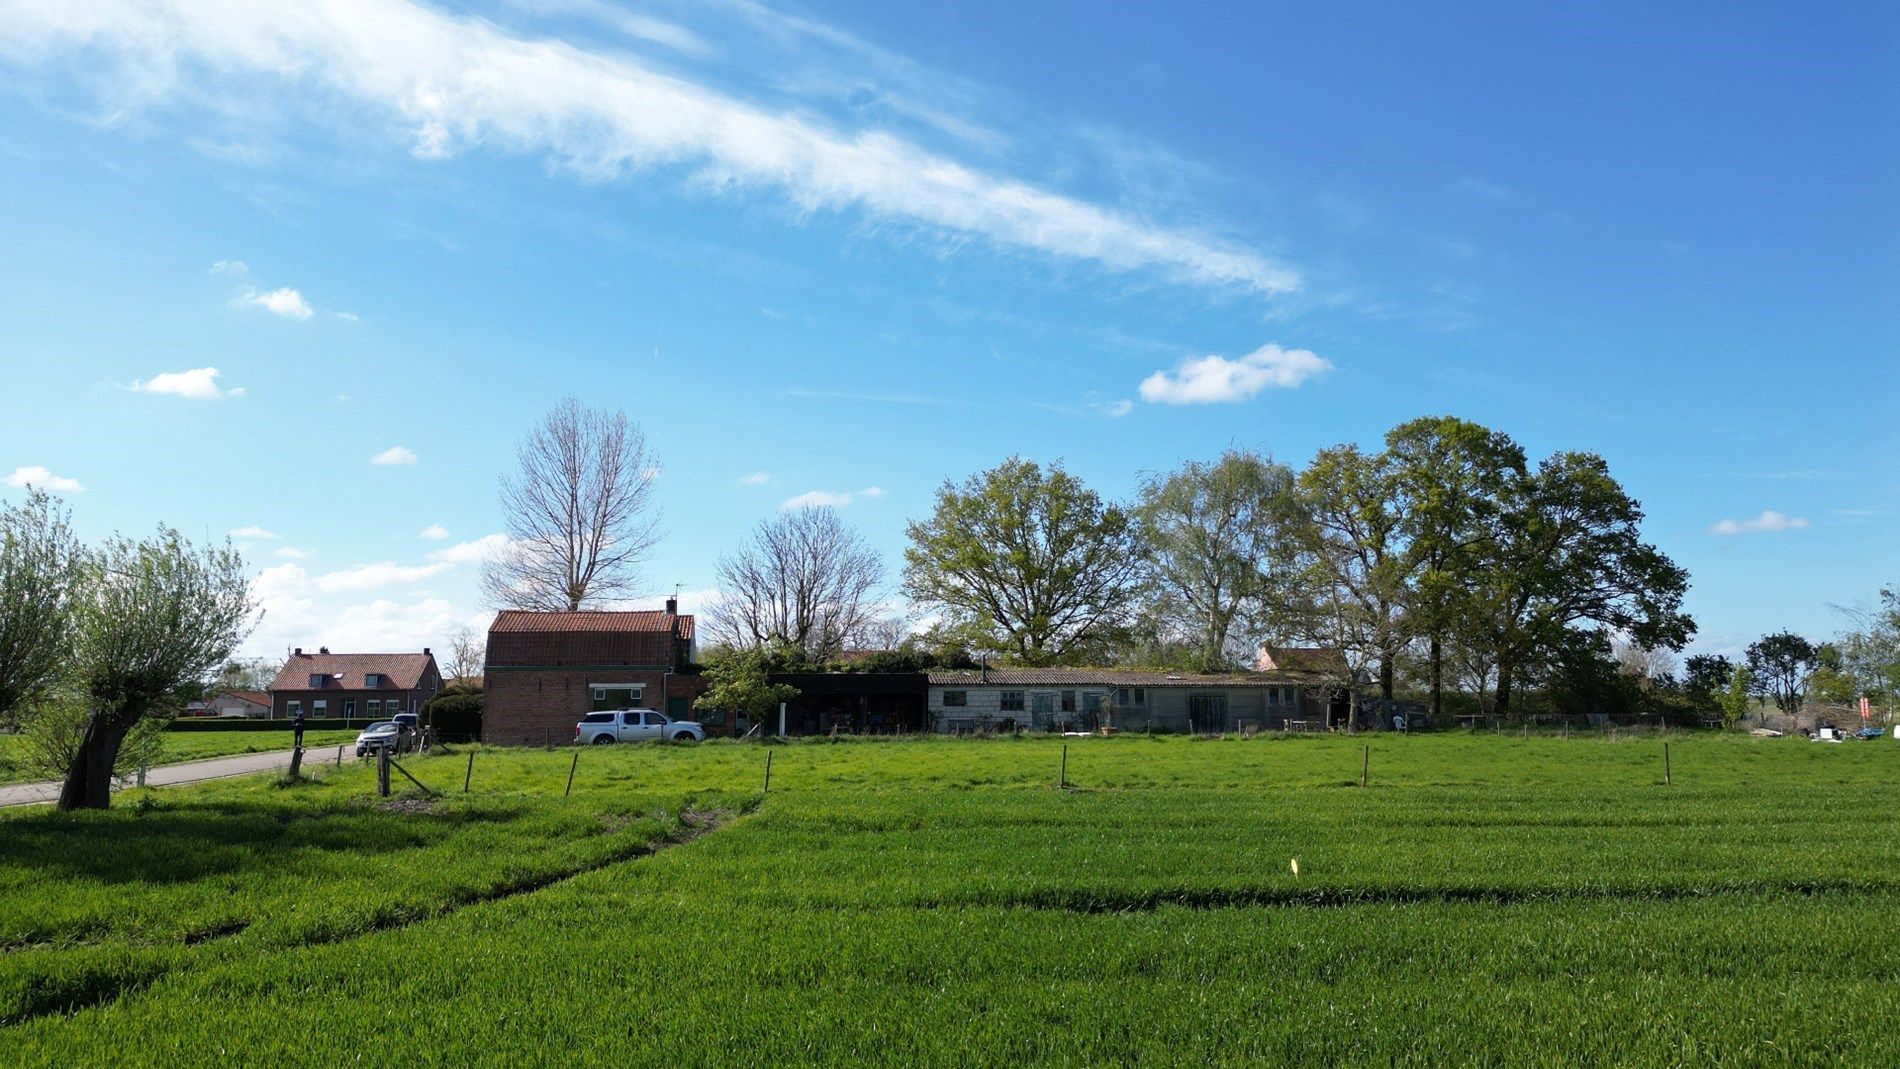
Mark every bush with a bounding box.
[167,718,353,732]
[423,684,484,742]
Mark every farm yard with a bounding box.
[4,732,1897,1064]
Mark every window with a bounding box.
[1117,688,1129,706]
[343,699,356,718]
[312,700,327,716]
[943,690,968,707]
[1267,688,1280,707]
[591,685,645,711]
[1082,692,1103,714]
[367,699,382,717]
[364,673,383,688]
[999,691,1025,711]
[286,701,302,716]
[622,712,641,727]
[648,712,670,726]
[308,673,327,689]
[1134,688,1145,705]
[582,712,614,724]
[1060,690,1076,712]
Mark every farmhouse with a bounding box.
[268,647,443,721]
[483,601,704,745]
[927,655,1351,734]
[185,689,273,719]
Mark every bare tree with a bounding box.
[707,507,885,661]
[442,624,486,683]
[0,489,81,729]
[481,398,662,611]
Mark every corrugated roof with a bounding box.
[269,652,436,691]
[490,610,694,639]
[925,668,1317,688]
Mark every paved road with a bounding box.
[0,746,339,808]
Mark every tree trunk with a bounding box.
[1379,657,1396,702]
[1495,659,1514,720]
[56,715,131,811]
[1429,634,1444,721]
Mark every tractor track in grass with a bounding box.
[0,803,750,1028]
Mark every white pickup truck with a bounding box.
[575,709,707,744]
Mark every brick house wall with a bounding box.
[269,649,442,722]
[482,606,703,745]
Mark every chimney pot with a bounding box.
[665,597,678,615]
[319,646,329,655]
[293,647,303,656]
[423,647,431,656]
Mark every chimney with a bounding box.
[293,647,303,656]
[422,647,431,656]
[319,646,330,655]
[665,597,678,615]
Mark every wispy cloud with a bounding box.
[1138,343,1330,405]
[780,485,884,510]
[235,286,314,320]
[427,533,509,566]
[310,560,453,593]
[1710,510,1811,536]
[4,465,84,493]
[738,471,774,486]
[11,0,1295,295]
[230,525,279,540]
[274,546,314,559]
[419,523,450,540]
[132,366,242,399]
[370,446,418,466]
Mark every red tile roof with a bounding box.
[491,610,694,640]
[219,690,271,708]
[269,651,437,691]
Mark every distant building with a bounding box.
[926,665,1351,734]
[483,601,703,745]
[268,647,443,722]
[187,689,273,719]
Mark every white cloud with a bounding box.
[4,0,1297,295]
[738,471,774,486]
[419,523,450,540]
[780,485,884,510]
[428,533,509,566]
[274,546,314,559]
[132,365,237,399]
[1092,397,1134,418]
[310,561,453,593]
[1138,343,1331,405]
[236,286,314,320]
[371,446,418,466]
[1710,510,1811,536]
[244,560,486,658]
[4,465,84,493]
[210,259,249,277]
[230,525,279,540]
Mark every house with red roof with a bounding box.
[483,598,703,745]
[268,647,443,722]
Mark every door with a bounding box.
[1031,692,1057,730]
[619,710,646,741]
[667,697,690,721]
[1188,694,1228,733]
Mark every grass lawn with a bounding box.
[0,730,360,786]
[2,732,1897,1065]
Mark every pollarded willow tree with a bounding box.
[59,527,254,810]
[0,489,81,729]
[481,397,662,611]
[1134,448,1300,672]
[904,457,1142,666]
[707,506,885,661]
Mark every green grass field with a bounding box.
[3,733,1897,1065]
[0,730,359,786]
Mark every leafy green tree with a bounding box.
[1459,452,1694,716]
[1288,444,1413,700]
[694,645,800,733]
[421,682,484,742]
[1745,631,1819,718]
[57,527,253,810]
[1386,417,1527,719]
[1133,449,1299,672]
[903,458,1141,665]
[0,489,81,729]
[1834,588,1900,710]
[1716,664,1753,729]
[1682,654,1733,701]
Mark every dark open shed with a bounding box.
[766,673,929,736]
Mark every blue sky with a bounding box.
[1,0,1894,662]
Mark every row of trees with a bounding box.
[0,491,253,809]
[669,416,1693,719]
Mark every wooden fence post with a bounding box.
[1060,744,1068,790]
[463,749,475,793]
[564,750,580,798]
[377,748,391,797]
[1663,742,1672,786]
[763,750,773,795]
[288,746,304,779]
[1361,745,1370,788]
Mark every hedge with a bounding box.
[167,718,360,733]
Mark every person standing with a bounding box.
[292,708,307,751]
